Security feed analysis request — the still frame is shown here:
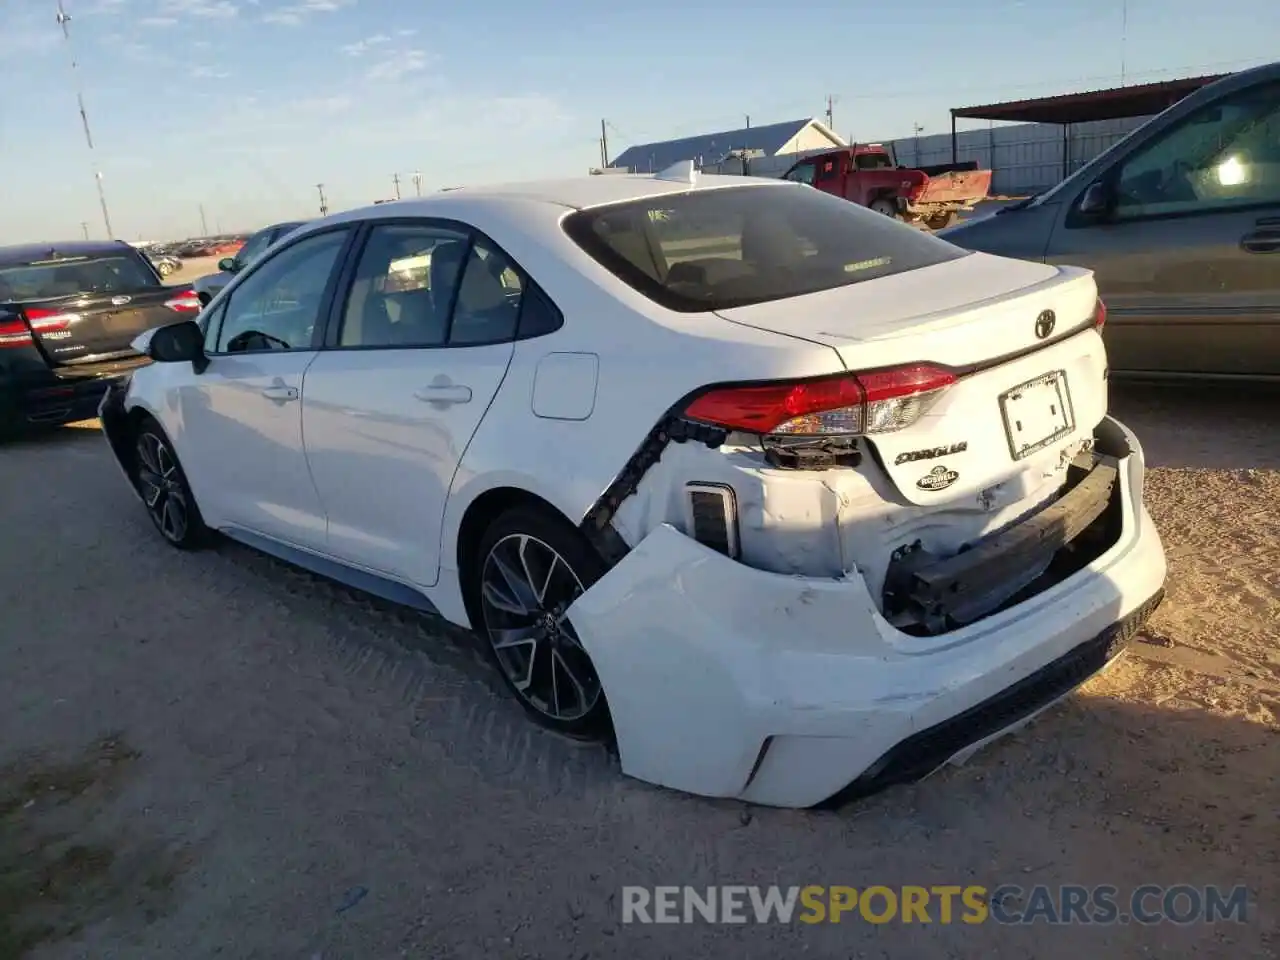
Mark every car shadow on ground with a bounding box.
[1109,382,1280,471]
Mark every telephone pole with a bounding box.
[56,0,114,239]
[392,173,401,199]
[825,94,836,131]
[81,221,89,240]
[316,183,328,217]
[199,203,209,236]
[600,118,610,168]
[412,170,422,196]
[745,114,750,129]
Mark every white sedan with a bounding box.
[99,165,1167,808]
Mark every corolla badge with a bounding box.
[916,465,960,492]
[111,295,132,306]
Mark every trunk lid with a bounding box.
[716,255,1107,506]
[3,251,195,366]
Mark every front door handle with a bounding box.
[261,385,299,402]
[1240,230,1280,254]
[414,384,473,406]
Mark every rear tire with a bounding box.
[468,506,613,740]
[869,198,900,218]
[132,415,208,550]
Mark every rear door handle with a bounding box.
[1240,231,1280,254]
[261,385,299,402]
[414,384,473,406]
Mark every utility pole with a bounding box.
[825,94,836,131]
[1120,0,1128,85]
[80,221,89,240]
[600,118,610,168]
[316,183,328,217]
[199,203,209,236]
[392,173,401,200]
[412,170,422,196]
[56,0,114,239]
[745,114,750,129]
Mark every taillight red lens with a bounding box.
[684,363,956,437]
[23,306,75,332]
[164,290,201,313]
[0,317,33,349]
[1093,298,1107,331]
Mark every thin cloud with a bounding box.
[191,64,231,78]
[140,16,180,26]
[341,33,391,56]
[262,0,353,24]
[159,0,239,18]
[364,49,431,83]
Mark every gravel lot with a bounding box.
[0,283,1276,956]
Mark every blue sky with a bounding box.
[1,0,1276,242]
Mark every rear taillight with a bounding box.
[0,318,32,349]
[683,363,957,437]
[164,289,201,313]
[1093,298,1107,331]
[0,307,77,349]
[24,307,76,332]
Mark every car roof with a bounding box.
[0,240,134,266]
[327,172,783,224]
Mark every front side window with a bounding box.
[215,229,348,353]
[563,184,967,312]
[1110,81,1280,220]
[231,228,276,270]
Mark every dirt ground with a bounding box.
[0,382,1276,959]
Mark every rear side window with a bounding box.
[562,184,967,312]
[0,253,158,301]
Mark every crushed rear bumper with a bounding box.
[565,415,1167,808]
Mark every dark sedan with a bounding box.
[0,240,201,436]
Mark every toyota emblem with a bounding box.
[1034,310,1056,339]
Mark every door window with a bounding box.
[215,229,348,353]
[447,242,525,345]
[231,227,276,270]
[784,161,816,185]
[1110,81,1280,220]
[337,223,471,348]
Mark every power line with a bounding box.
[55,0,114,239]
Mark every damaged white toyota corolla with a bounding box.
[99,165,1167,808]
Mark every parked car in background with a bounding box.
[942,61,1280,379]
[780,144,993,229]
[191,221,308,304]
[145,250,182,278]
[99,171,1164,808]
[0,240,200,436]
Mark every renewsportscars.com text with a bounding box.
[621,884,1250,926]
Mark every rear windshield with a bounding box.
[0,254,158,302]
[562,183,967,312]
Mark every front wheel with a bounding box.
[133,417,208,549]
[470,507,612,739]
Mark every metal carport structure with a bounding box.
[949,74,1227,180]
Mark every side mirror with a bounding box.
[218,257,238,273]
[148,320,208,373]
[1077,180,1114,220]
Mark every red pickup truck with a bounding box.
[779,144,992,229]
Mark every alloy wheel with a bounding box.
[135,432,189,543]
[479,533,602,722]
